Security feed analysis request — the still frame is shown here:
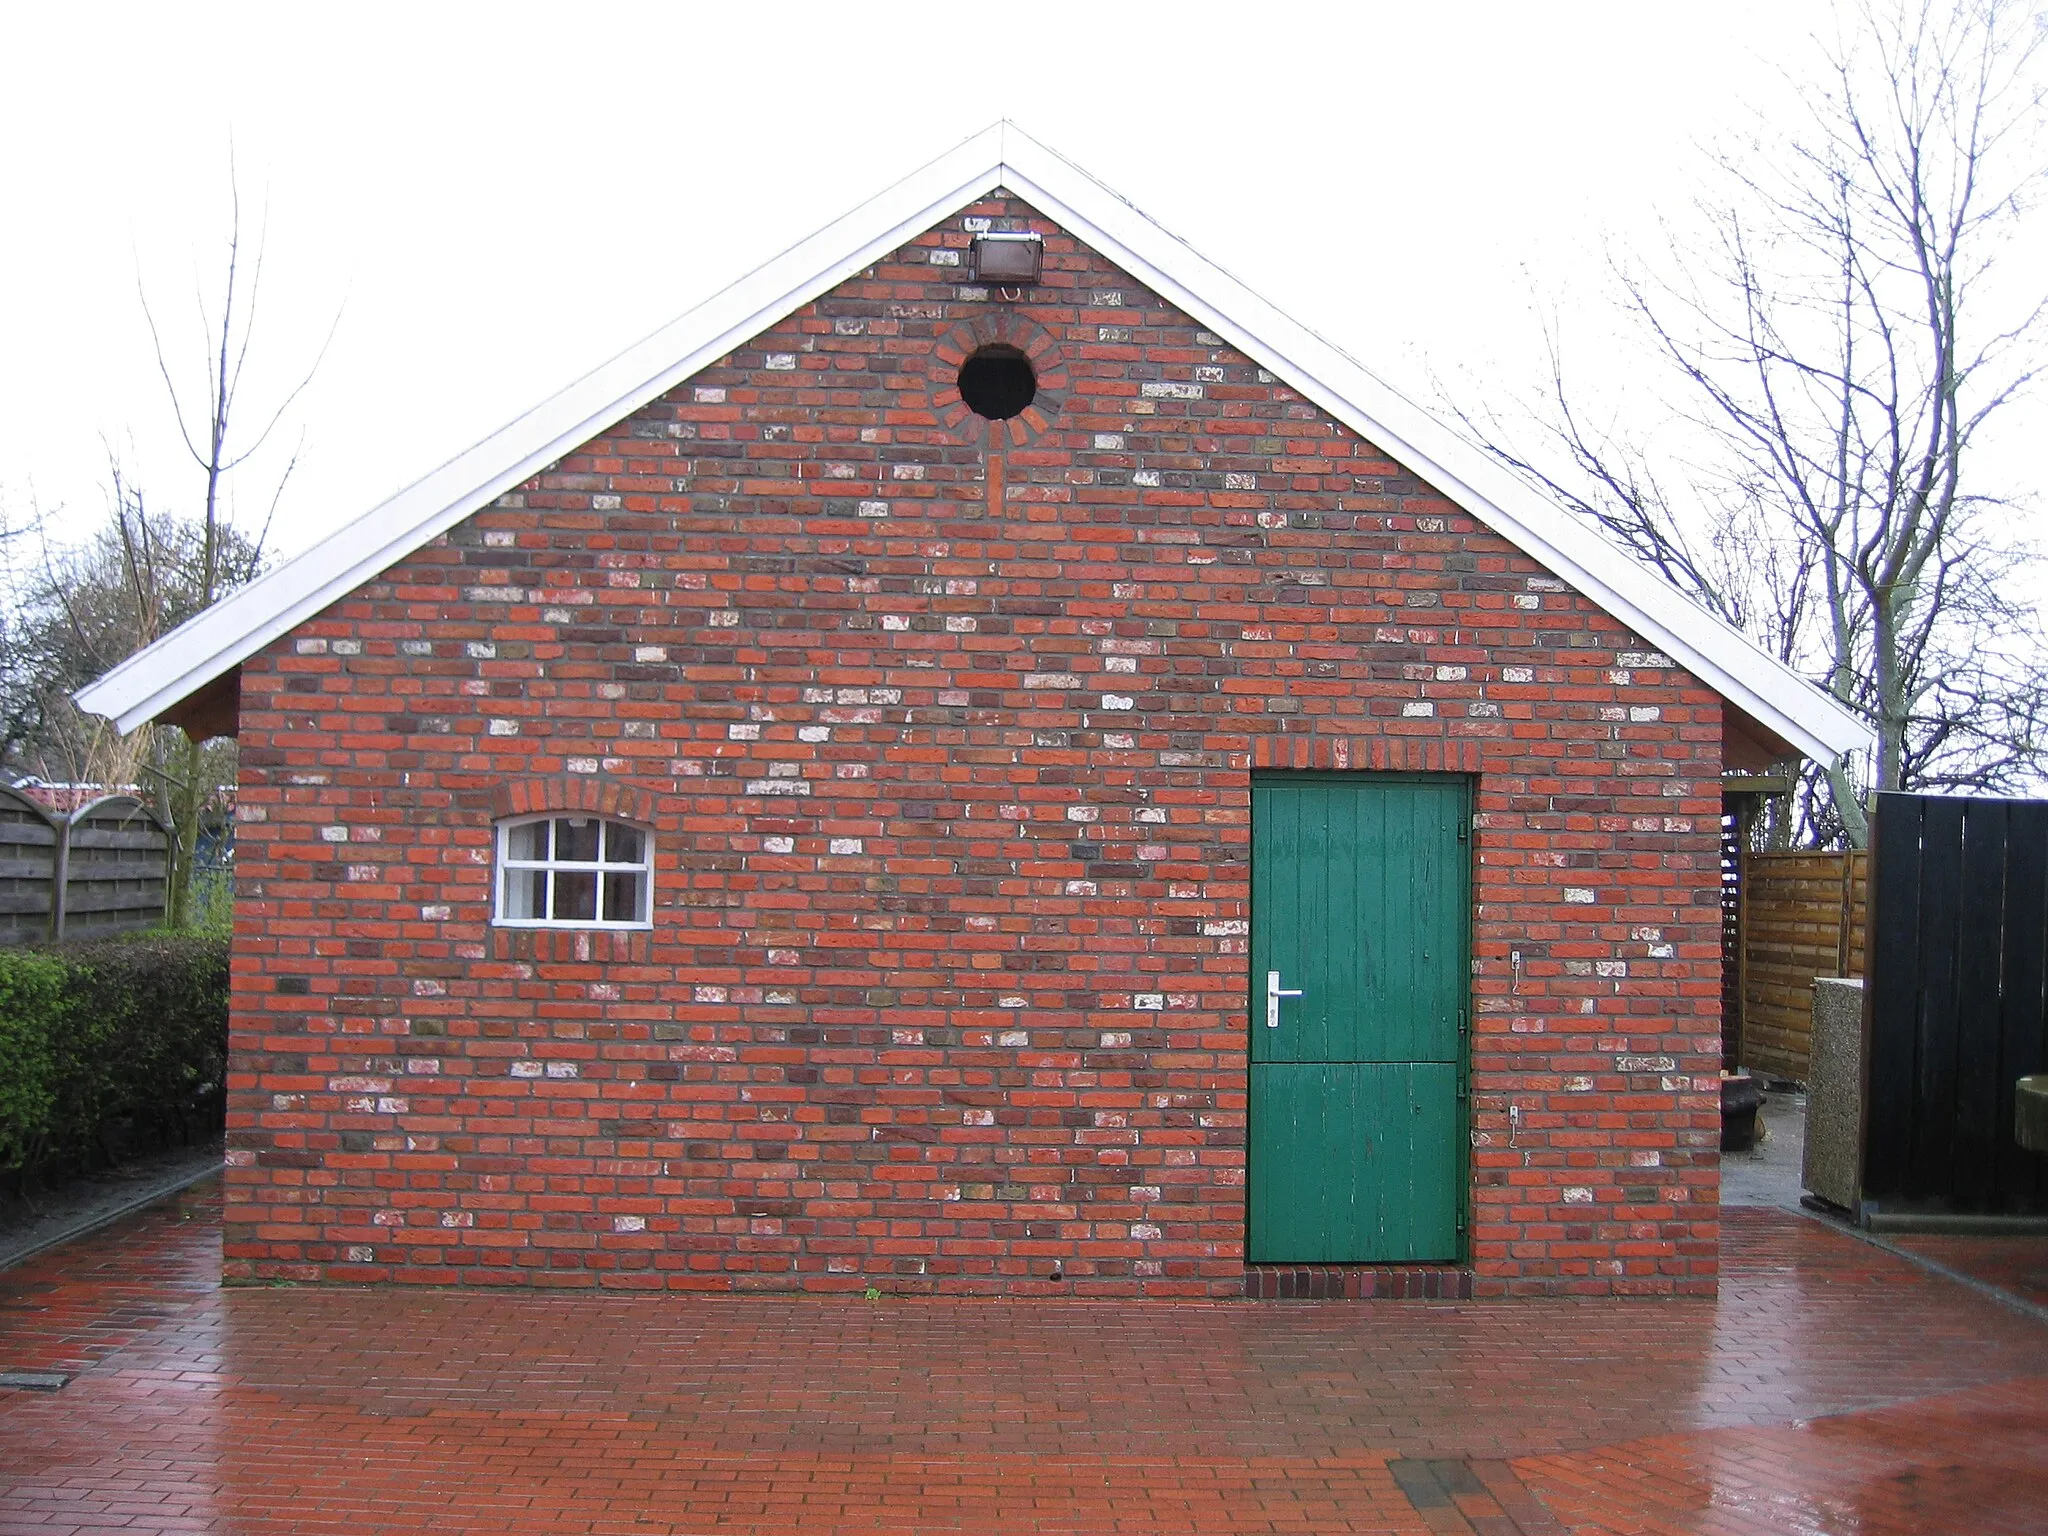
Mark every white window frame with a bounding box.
[492,813,654,929]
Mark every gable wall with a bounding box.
[225,194,1725,1297]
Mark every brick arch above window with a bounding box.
[931,314,1069,448]
[488,775,659,827]
[484,776,658,965]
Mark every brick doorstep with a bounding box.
[1245,1263,1474,1300]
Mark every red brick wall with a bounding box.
[225,194,1725,1297]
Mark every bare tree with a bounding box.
[6,170,329,924]
[4,471,260,796]
[1455,0,2048,846]
[140,167,330,608]
[126,169,336,925]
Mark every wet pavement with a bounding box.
[1717,1088,1808,1212]
[0,1142,223,1273]
[1888,1232,2048,1311]
[2,1177,2046,1534]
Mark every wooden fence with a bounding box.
[1729,848,1868,1081]
[0,785,169,945]
[1865,792,2048,1213]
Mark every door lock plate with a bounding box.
[1265,969,1304,1028]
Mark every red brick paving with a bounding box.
[3,1180,2047,1533]
[1888,1231,2048,1310]
[1518,1376,2048,1535]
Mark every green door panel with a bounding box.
[1248,1063,1461,1262]
[1251,778,1465,1066]
[1248,775,1467,1263]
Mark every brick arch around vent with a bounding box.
[931,312,1068,447]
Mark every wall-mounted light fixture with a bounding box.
[970,232,1042,285]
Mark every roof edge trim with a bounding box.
[76,126,1011,733]
[991,148,1870,763]
[77,122,1874,764]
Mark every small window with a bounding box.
[495,815,652,928]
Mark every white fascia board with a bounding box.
[76,127,1012,734]
[80,121,1873,764]
[993,129,1873,764]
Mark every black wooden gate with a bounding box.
[1865,791,2048,1212]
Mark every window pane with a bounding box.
[603,870,644,923]
[554,870,597,920]
[504,867,547,920]
[496,815,654,927]
[556,817,600,862]
[605,823,645,866]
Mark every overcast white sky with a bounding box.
[2,1,2042,605]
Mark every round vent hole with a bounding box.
[957,345,1037,421]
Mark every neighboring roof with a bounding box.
[76,123,1874,763]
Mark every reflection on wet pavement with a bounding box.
[1889,1231,2048,1310]
[2,1178,2045,1534]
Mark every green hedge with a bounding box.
[0,934,228,1183]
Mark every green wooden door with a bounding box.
[1248,774,1467,1262]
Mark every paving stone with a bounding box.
[2,1176,2046,1533]
[1888,1232,2048,1310]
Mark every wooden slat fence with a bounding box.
[1865,792,2048,1213]
[0,787,169,945]
[1734,849,1867,1081]
[0,785,61,946]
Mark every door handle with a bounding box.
[1265,969,1304,1028]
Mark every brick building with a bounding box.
[80,126,1868,1298]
